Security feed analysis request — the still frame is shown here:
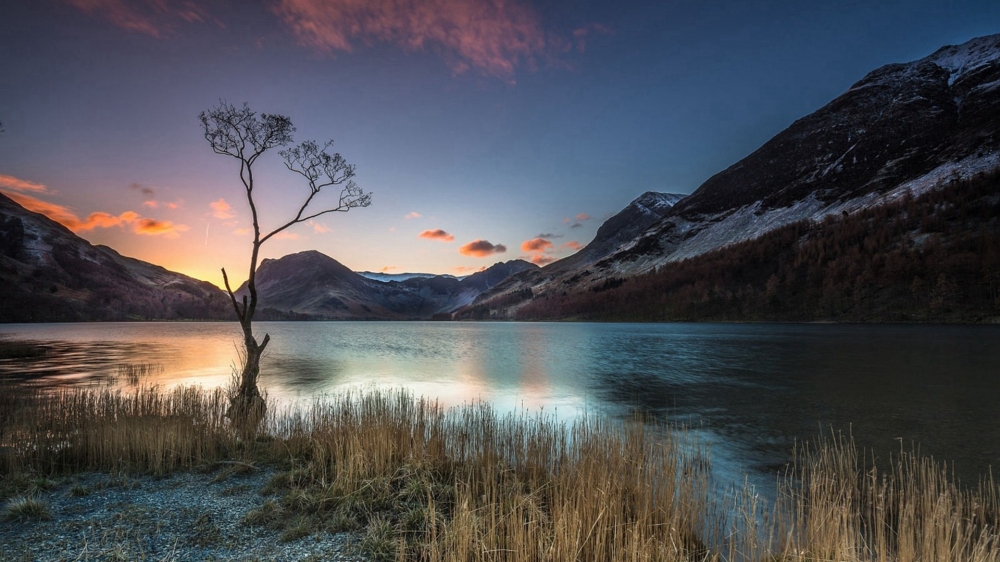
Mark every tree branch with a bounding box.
[221,267,245,324]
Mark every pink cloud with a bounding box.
[419,228,455,242]
[60,0,212,38]
[142,199,182,210]
[458,239,506,257]
[3,191,188,237]
[575,212,591,221]
[521,237,553,252]
[310,220,331,233]
[562,240,582,251]
[0,174,47,193]
[271,0,547,78]
[530,255,555,265]
[404,211,422,219]
[210,198,236,219]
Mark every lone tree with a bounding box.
[200,101,371,426]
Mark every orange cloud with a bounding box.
[459,239,506,257]
[530,255,555,265]
[61,0,211,38]
[404,212,422,219]
[562,240,582,251]
[380,266,397,272]
[575,212,591,221]
[3,191,187,237]
[521,237,553,252]
[210,198,236,220]
[271,0,547,78]
[419,229,455,242]
[0,174,47,193]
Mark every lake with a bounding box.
[2,321,999,490]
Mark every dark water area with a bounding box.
[2,321,999,490]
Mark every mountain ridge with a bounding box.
[458,32,1000,319]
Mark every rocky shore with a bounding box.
[0,467,368,562]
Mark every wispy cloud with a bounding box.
[530,255,555,265]
[419,228,455,242]
[271,0,547,78]
[575,212,591,221]
[562,240,582,251]
[454,265,486,274]
[459,239,506,257]
[309,220,331,233]
[142,200,181,209]
[60,0,213,38]
[404,211,422,219]
[0,174,47,193]
[128,181,155,198]
[380,266,397,272]
[209,198,236,220]
[4,191,188,237]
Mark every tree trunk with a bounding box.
[228,321,268,438]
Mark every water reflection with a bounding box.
[2,321,1000,487]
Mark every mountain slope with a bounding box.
[459,33,1000,319]
[0,192,230,322]
[515,170,1000,323]
[546,191,685,274]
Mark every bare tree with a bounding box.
[199,101,371,427]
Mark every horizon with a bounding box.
[1,1,997,289]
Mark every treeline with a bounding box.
[517,170,1000,322]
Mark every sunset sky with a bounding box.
[1,0,997,288]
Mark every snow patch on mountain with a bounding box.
[924,34,1000,86]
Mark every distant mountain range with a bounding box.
[235,251,536,320]
[2,33,998,323]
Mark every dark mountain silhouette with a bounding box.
[0,192,230,322]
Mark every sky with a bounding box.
[1,0,998,288]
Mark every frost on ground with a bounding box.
[0,469,367,562]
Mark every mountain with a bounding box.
[458,33,1000,320]
[546,191,685,274]
[357,271,460,282]
[237,250,538,319]
[0,192,230,322]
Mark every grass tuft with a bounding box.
[3,496,52,521]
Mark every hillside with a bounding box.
[0,193,230,322]
[457,33,1000,320]
[510,171,1000,322]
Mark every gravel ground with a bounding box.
[0,468,370,561]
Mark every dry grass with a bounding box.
[1,384,999,562]
[732,432,1000,562]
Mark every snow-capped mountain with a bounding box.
[460,33,1000,318]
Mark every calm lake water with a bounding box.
[2,321,999,489]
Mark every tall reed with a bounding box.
[3,384,1000,562]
